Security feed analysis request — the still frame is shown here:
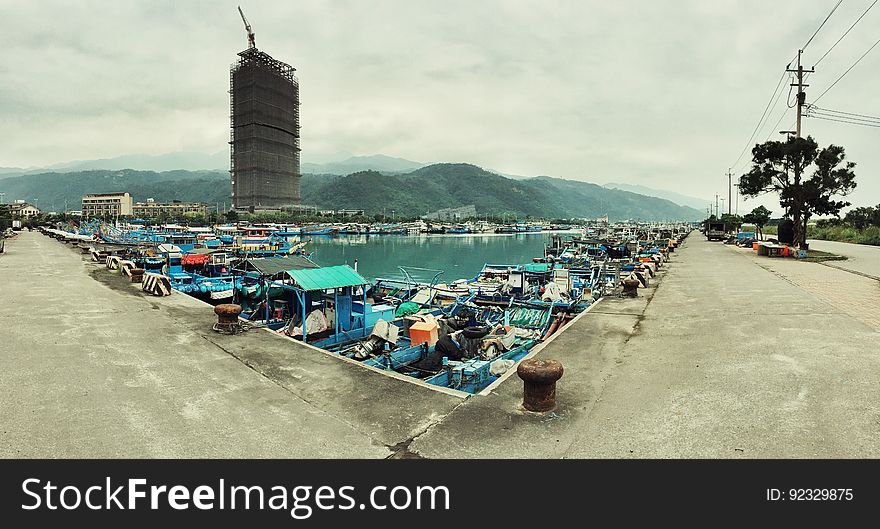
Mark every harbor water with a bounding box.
[304,232,576,282]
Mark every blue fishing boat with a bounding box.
[299,226,339,236]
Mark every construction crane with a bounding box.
[237,6,256,49]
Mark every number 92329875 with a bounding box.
[766,488,853,501]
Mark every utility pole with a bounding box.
[721,197,726,217]
[727,168,733,215]
[734,184,739,216]
[787,49,814,138]
[715,194,719,218]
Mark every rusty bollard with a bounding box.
[129,268,145,283]
[622,277,640,297]
[517,359,564,412]
[214,304,242,332]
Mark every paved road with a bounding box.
[807,239,880,279]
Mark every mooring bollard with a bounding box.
[214,304,242,331]
[129,268,145,283]
[622,277,640,297]
[517,358,564,412]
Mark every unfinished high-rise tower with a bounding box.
[230,7,300,211]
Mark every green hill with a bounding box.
[0,164,703,220]
[302,164,703,220]
[0,169,231,211]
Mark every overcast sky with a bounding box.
[2,0,879,211]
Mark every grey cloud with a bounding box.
[1,0,878,209]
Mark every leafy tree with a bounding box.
[844,206,875,230]
[739,136,856,247]
[742,205,771,240]
[719,213,743,230]
[0,204,11,230]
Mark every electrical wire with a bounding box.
[813,35,880,102]
[730,1,844,173]
[806,108,880,125]
[813,0,878,67]
[807,104,880,121]
[729,70,789,170]
[807,114,880,127]
[766,108,796,141]
[786,73,798,108]
[808,110,880,124]
[803,104,880,128]
[733,106,794,175]
[803,0,844,51]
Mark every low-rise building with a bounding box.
[318,209,365,217]
[132,199,209,218]
[9,202,41,218]
[82,192,133,218]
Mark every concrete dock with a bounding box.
[1,231,879,458]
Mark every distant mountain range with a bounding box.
[603,182,707,211]
[0,152,229,176]
[0,152,424,178]
[0,164,703,221]
[302,154,425,175]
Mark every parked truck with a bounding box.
[705,221,726,241]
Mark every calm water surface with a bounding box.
[304,232,575,282]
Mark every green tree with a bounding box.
[739,136,856,247]
[719,213,743,231]
[742,205,771,240]
[843,206,875,230]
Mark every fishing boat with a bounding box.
[299,225,339,236]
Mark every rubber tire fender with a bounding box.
[462,325,490,340]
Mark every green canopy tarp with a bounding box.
[286,265,369,291]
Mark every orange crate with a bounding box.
[409,321,439,347]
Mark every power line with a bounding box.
[767,108,796,141]
[786,72,798,108]
[813,0,878,67]
[803,0,844,51]
[730,0,843,173]
[808,110,880,124]
[733,106,794,176]
[807,104,880,121]
[804,103,880,128]
[814,35,880,102]
[729,70,789,169]
[807,114,880,127]
[806,110,880,126]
